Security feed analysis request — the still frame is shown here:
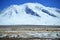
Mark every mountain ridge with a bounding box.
[0,3,60,25]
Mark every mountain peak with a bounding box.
[0,3,60,25]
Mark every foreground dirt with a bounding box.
[0,38,60,40]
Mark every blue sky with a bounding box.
[0,0,60,11]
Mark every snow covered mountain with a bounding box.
[0,3,60,25]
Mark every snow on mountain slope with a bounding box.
[0,3,60,25]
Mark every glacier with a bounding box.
[0,3,60,25]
